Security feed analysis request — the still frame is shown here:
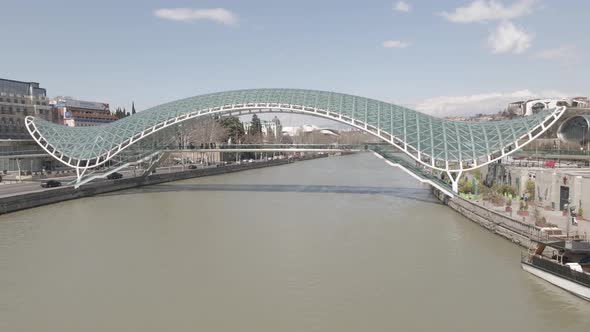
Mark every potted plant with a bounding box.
[578,207,583,220]
[505,198,512,212]
[518,201,529,217]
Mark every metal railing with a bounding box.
[368,146,452,190]
[526,255,590,287]
[163,143,367,151]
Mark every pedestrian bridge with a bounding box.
[25,89,565,191]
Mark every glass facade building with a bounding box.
[0,78,53,139]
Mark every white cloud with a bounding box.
[394,1,411,13]
[440,0,536,23]
[487,21,532,54]
[533,45,580,65]
[153,8,237,25]
[382,40,410,48]
[414,89,574,116]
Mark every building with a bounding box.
[507,101,526,117]
[51,97,117,127]
[572,97,589,108]
[523,99,569,116]
[243,116,283,142]
[0,78,53,139]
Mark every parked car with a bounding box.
[41,180,62,188]
[107,172,123,180]
[188,164,198,169]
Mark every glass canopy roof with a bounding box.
[26,88,559,169]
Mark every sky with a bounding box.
[1,0,588,124]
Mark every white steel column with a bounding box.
[447,170,462,194]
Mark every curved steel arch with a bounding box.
[25,88,565,177]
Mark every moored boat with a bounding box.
[521,229,590,301]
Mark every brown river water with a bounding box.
[1,153,588,331]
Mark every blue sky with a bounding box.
[1,0,588,120]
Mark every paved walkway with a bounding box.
[476,198,590,238]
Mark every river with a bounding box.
[0,153,588,331]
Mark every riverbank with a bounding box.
[431,187,540,248]
[0,154,328,215]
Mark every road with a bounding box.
[0,163,264,198]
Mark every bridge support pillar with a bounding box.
[447,171,462,194]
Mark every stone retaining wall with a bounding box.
[432,187,542,248]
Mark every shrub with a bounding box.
[459,178,474,194]
[496,184,517,197]
[519,200,528,211]
[471,169,482,182]
[525,179,535,201]
[506,198,512,207]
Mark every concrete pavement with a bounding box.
[480,199,590,238]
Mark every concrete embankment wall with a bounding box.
[0,157,324,215]
[432,187,539,248]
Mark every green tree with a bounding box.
[132,101,136,115]
[249,114,263,136]
[245,114,263,144]
[112,107,128,119]
[219,116,245,143]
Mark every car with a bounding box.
[41,180,62,188]
[107,172,123,180]
[188,164,198,169]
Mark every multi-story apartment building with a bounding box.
[0,78,53,139]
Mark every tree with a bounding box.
[112,107,128,119]
[245,114,263,144]
[132,102,136,115]
[219,116,245,143]
[175,116,228,148]
[249,114,263,136]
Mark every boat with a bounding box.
[521,227,590,301]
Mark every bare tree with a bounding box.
[177,116,228,147]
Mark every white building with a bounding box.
[571,97,589,108]
[524,99,569,116]
[506,99,570,117]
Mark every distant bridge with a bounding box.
[165,143,366,153]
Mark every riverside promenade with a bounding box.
[432,188,588,249]
[481,198,590,237]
